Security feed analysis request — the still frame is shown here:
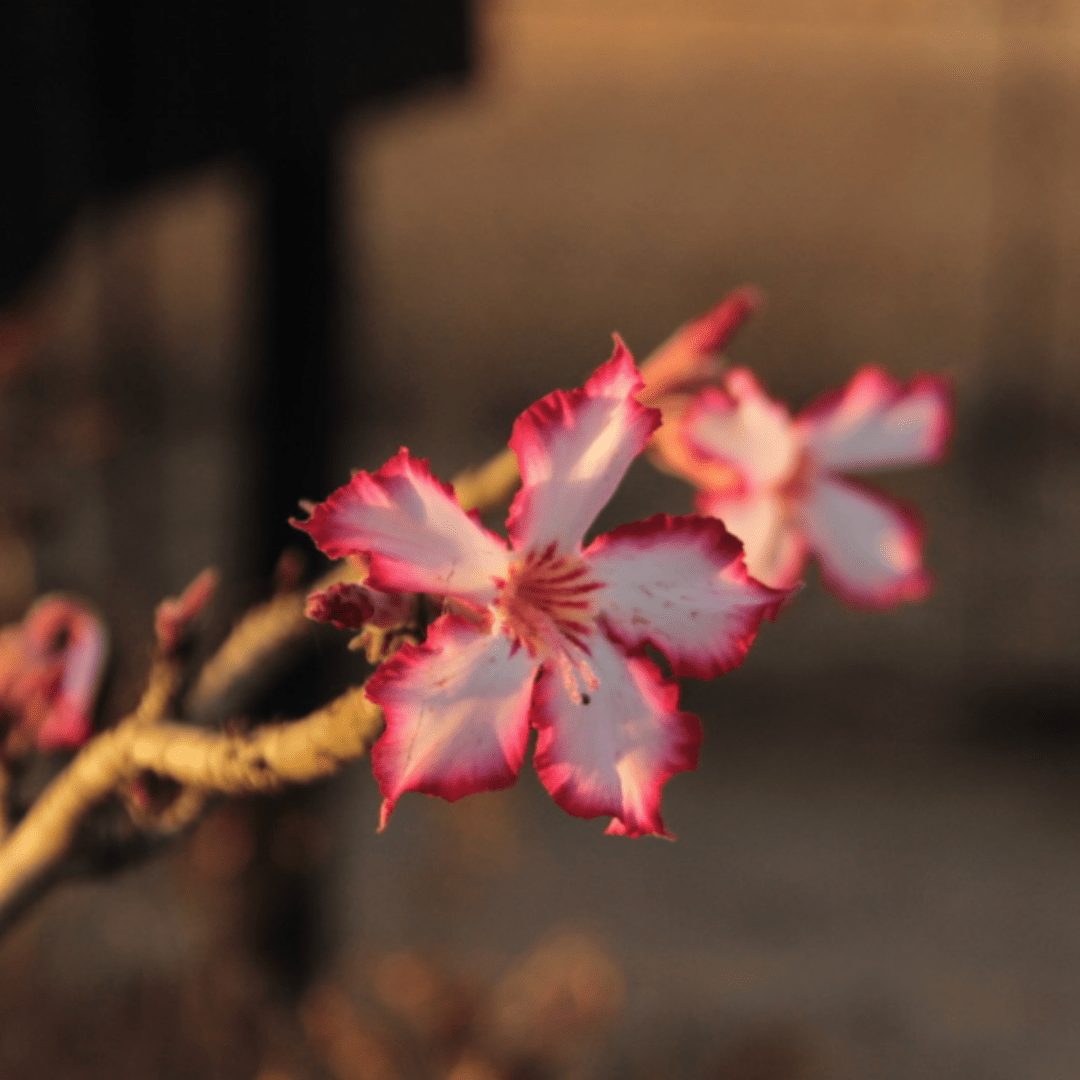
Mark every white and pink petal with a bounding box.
[507,340,660,555]
[685,370,801,492]
[796,367,953,471]
[530,632,701,838]
[696,490,808,590]
[586,514,790,680]
[294,450,511,603]
[799,476,931,609]
[367,614,539,828]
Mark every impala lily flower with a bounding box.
[682,366,953,609]
[295,343,789,837]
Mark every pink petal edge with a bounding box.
[530,634,701,839]
[695,488,810,591]
[506,338,661,554]
[293,449,510,602]
[586,513,791,680]
[802,475,933,610]
[796,367,954,470]
[678,385,751,495]
[681,287,764,357]
[637,287,763,404]
[367,614,538,829]
[23,597,108,751]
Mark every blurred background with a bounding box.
[3,0,1080,1076]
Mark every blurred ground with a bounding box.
[4,1,1080,1077]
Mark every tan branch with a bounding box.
[0,687,383,922]
[187,591,307,720]
[130,654,182,727]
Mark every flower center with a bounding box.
[494,543,603,699]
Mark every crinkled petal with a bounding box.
[800,476,931,609]
[637,287,762,405]
[697,490,808,590]
[585,514,790,680]
[530,632,701,838]
[368,614,538,828]
[294,449,511,603]
[507,339,660,554]
[685,370,801,490]
[796,367,953,471]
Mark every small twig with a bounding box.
[187,562,358,724]
[130,655,182,728]
[0,686,383,923]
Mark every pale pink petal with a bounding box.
[507,340,660,554]
[531,632,700,838]
[685,370,801,490]
[637,287,762,405]
[800,476,931,609]
[585,514,789,680]
[697,490,808,589]
[796,367,953,471]
[368,614,539,828]
[294,450,511,603]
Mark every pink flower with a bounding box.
[0,595,108,754]
[682,366,953,609]
[295,343,789,837]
